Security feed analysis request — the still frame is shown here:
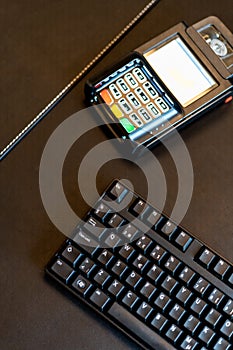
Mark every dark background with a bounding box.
[0,1,232,349]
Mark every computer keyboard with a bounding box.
[46,180,233,350]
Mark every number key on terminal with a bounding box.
[126,92,141,109]
[116,78,130,93]
[138,108,153,123]
[129,113,144,127]
[124,72,138,88]
[147,102,161,117]
[155,97,170,113]
[118,98,133,113]
[132,68,147,83]
[143,81,158,99]
[135,87,150,103]
[109,83,122,99]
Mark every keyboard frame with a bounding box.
[45,180,233,350]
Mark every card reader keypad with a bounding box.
[97,60,174,134]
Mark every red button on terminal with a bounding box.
[224,96,233,104]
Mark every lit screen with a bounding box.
[144,37,217,107]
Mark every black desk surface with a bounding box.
[1,1,232,349]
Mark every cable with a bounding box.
[0,0,161,161]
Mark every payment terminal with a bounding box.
[85,16,233,151]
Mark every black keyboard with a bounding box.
[46,180,233,350]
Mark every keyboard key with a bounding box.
[181,335,198,350]
[147,264,164,283]
[228,272,233,286]
[147,102,161,117]
[223,299,233,318]
[151,313,168,332]
[108,182,128,202]
[116,78,130,93]
[146,209,161,227]
[166,324,182,344]
[136,235,152,253]
[122,290,138,309]
[73,229,99,256]
[93,202,111,221]
[191,297,208,315]
[184,314,200,335]
[198,248,216,268]
[179,266,196,285]
[126,270,141,289]
[161,275,178,295]
[205,308,222,327]
[100,89,114,105]
[108,279,124,298]
[198,326,215,346]
[213,337,231,350]
[131,198,148,216]
[104,232,121,248]
[97,249,114,266]
[107,213,124,228]
[133,253,149,272]
[118,97,133,113]
[72,275,92,296]
[109,83,122,99]
[140,281,156,300]
[220,319,233,339]
[136,301,153,320]
[193,277,210,296]
[163,255,181,275]
[79,257,95,276]
[83,217,106,240]
[129,113,144,127]
[135,87,150,104]
[150,244,167,264]
[161,220,177,239]
[155,97,170,113]
[154,292,171,310]
[61,244,83,266]
[118,244,135,261]
[208,288,224,306]
[127,92,141,109]
[119,116,136,133]
[93,268,110,286]
[138,108,153,123]
[112,259,128,278]
[176,286,193,306]
[51,259,74,283]
[90,289,110,310]
[143,81,158,99]
[121,224,138,241]
[169,303,186,323]
[175,231,192,252]
[124,73,138,88]
[213,259,230,279]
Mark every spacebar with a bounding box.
[108,302,175,350]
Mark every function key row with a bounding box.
[196,247,233,288]
[129,196,193,252]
